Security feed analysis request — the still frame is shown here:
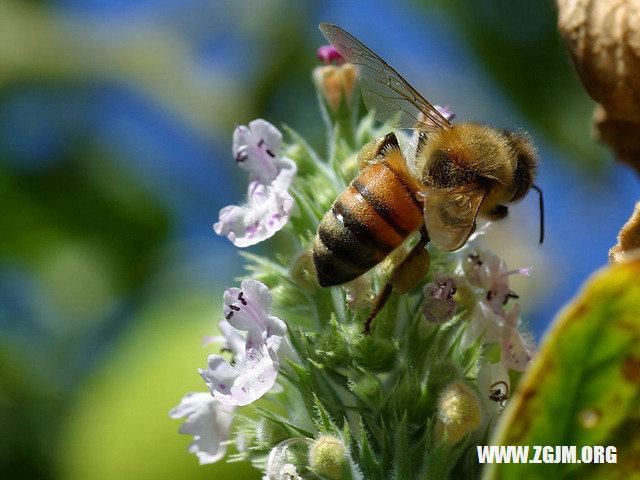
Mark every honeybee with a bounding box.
[312,23,544,333]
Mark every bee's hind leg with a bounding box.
[364,227,431,334]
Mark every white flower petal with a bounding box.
[200,344,280,407]
[466,300,503,344]
[232,119,282,185]
[199,355,239,404]
[270,156,297,191]
[229,344,280,406]
[501,305,535,371]
[265,442,303,480]
[218,320,246,358]
[213,184,294,248]
[222,280,287,342]
[169,392,234,464]
[202,280,290,407]
[240,279,273,315]
[248,119,283,158]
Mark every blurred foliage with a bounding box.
[0,0,245,138]
[487,258,640,479]
[415,0,607,171]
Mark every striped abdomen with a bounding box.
[313,150,423,287]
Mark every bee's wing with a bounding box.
[319,23,452,132]
[422,184,488,251]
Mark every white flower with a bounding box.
[169,392,235,464]
[199,279,290,406]
[461,249,530,316]
[464,300,534,372]
[214,119,297,247]
[264,442,302,480]
[200,341,281,407]
[459,250,535,372]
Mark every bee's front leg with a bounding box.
[364,227,430,334]
[486,204,508,220]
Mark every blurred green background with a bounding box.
[0,0,637,479]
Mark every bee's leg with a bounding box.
[357,132,400,170]
[486,204,508,220]
[364,227,430,334]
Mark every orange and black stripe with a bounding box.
[313,150,424,287]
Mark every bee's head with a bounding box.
[503,130,538,203]
[503,130,544,244]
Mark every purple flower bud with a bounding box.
[317,45,345,64]
[422,275,457,323]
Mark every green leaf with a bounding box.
[313,395,337,433]
[391,414,412,480]
[357,418,383,480]
[485,258,640,480]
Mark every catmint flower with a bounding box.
[422,274,457,323]
[200,334,282,407]
[417,104,455,129]
[264,440,304,480]
[435,381,483,445]
[308,435,347,480]
[462,249,530,316]
[464,300,534,373]
[169,392,235,464]
[317,45,344,64]
[214,119,296,247]
[199,279,289,406]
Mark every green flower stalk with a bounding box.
[170,41,536,480]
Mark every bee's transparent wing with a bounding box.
[422,184,488,251]
[319,23,452,132]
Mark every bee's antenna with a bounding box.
[532,184,544,244]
